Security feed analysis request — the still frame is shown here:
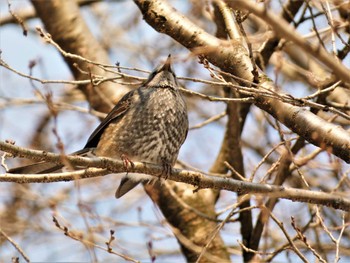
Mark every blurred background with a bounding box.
[0,0,349,262]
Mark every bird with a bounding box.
[8,55,189,198]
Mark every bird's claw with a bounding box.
[120,154,134,174]
[158,158,172,180]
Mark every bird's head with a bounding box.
[144,55,179,89]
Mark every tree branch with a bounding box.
[1,141,349,211]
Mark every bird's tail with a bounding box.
[8,148,94,174]
[115,173,155,198]
[115,177,140,198]
[8,161,63,174]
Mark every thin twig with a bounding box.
[190,111,226,130]
[0,228,30,262]
[270,211,308,262]
[52,216,138,262]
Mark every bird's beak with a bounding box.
[162,54,172,72]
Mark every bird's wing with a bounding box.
[9,90,136,174]
[84,90,135,148]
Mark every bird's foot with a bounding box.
[158,158,172,180]
[120,154,135,174]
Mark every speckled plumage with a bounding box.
[85,55,188,197]
[9,56,189,198]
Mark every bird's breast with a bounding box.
[96,87,188,165]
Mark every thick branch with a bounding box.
[1,141,349,211]
[256,89,350,163]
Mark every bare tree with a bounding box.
[0,0,349,262]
